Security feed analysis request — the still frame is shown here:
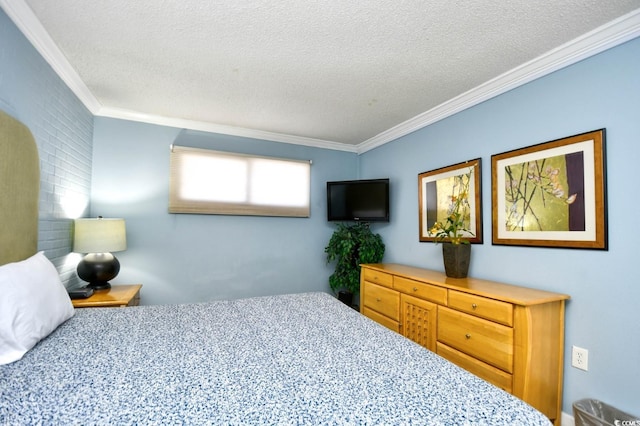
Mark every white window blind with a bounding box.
[169,145,311,217]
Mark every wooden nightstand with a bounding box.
[72,284,142,308]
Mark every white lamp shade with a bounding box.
[74,218,127,253]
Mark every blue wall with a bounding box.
[0,9,93,287]
[359,38,640,416]
[91,118,358,305]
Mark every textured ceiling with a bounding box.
[5,1,640,150]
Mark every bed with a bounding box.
[0,110,552,425]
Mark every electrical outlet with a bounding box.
[572,345,589,371]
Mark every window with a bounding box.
[169,145,311,217]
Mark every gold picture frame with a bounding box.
[491,129,607,249]
[418,158,482,243]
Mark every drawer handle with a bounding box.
[465,334,471,340]
[471,303,478,310]
[413,287,418,292]
[376,298,381,302]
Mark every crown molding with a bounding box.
[0,0,102,113]
[97,106,358,152]
[357,8,640,154]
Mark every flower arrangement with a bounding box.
[429,169,475,245]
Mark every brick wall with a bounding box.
[1,9,94,287]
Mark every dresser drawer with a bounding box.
[437,342,513,393]
[362,268,394,288]
[363,281,400,320]
[448,290,513,326]
[438,306,514,373]
[394,277,447,305]
[363,307,400,333]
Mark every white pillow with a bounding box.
[0,251,74,364]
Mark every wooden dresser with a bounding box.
[360,263,569,425]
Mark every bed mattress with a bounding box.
[0,292,550,425]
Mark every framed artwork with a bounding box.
[418,158,482,243]
[491,129,607,249]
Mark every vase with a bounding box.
[442,243,471,278]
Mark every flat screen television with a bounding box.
[327,178,389,222]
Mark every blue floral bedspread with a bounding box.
[0,292,551,425]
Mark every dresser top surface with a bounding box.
[361,264,570,305]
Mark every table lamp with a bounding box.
[73,217,126,290]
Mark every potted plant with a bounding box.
[325,222,385,305]
[429,169,474,278]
